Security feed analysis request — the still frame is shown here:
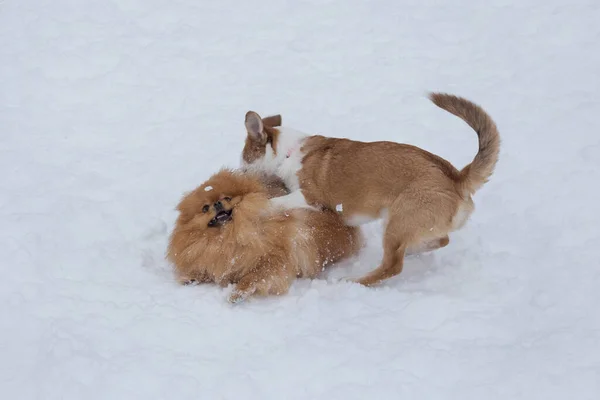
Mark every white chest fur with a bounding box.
[243,127,314,210]
[244,126,307,191]
[275,130,306,191]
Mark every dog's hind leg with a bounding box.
[353,240,407,286]
[353,189,451,286]
[406,235,450,256]
[229,259,295,303]
[352,216,415,286]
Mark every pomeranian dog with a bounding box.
[241,93,500,286]
[167,169,361,303]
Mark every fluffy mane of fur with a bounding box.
[167,169,361,302]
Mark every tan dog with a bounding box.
[241,93,500,286]
[167,169,361,303]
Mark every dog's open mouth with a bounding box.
[208,209,233,227]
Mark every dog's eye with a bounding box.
[223,197,232,202]
[202,205,209,213]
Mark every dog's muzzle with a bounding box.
[208,201,232,227]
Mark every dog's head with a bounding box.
[176,170,262,230]
[169,169,290,284]
[241,112,282,166]
[174,169,288,234]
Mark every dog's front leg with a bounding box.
[269,190,315,211]
[228,261,294,304]
[177,270,212,285]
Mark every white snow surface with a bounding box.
[2,1,600,399]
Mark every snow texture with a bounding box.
[1,0,600,399]
[336,204,343,212]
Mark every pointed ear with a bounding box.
[262,114,282,127]
[245,111,266,142]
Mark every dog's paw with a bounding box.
[228,284,258,304]
[345,276,378,287]
[228,290,249,304]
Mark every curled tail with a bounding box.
[429,92,500,195]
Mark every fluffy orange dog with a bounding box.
[241,93,500,286]
[167,169,361,303]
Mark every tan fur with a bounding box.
[243,93,500,286]
[167,169,361,302]
[261,114,282,128]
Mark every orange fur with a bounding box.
[167,169,361,303]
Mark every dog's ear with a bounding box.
[262,114,281,127]
[245,111,266,142]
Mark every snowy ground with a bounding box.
[2,0,600,399]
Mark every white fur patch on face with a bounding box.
[242,126,307,192]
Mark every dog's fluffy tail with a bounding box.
[429,92,500,195]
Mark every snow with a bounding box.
[204,186,213,192]
[1,0,600,399]
[336,204,343,212]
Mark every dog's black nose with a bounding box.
[214,201,223,211]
